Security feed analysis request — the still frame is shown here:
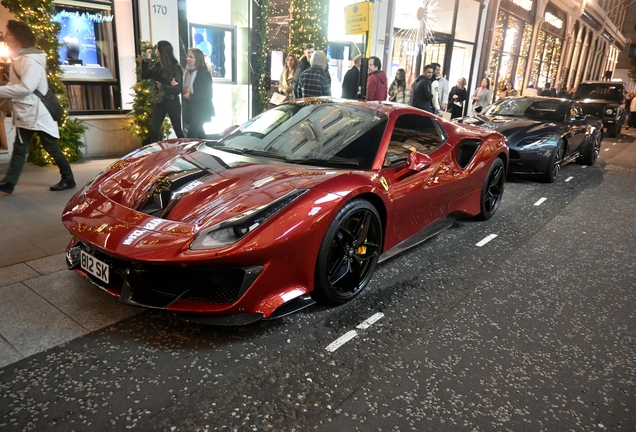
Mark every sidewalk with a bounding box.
[0,157,140,368]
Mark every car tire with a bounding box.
[577,132,602,166]
[608,123,619,138]
[312,199,382,305]
[477,158,505,221]
[541,140,565,183]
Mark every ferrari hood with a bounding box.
[86,142,345,229]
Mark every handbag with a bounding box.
[12,66,64,121]
[34,89,64,121]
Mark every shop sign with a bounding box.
[345,1,373,35]
[511,0,533,11]
[544,11,562,29]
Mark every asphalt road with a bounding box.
[1,134,635,431]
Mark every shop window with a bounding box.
[188,24,237,83]
[53,0,120,111]
[455,0,480,42]
[629,44,636,59]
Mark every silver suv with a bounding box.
[574,81,626,138]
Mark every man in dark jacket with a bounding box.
[366,56,387,101]
[341,54,362,99]
[410,64,435,113]
[294,43,315,98]
[297,51,331,98]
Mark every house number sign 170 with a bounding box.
[152,4,168,14]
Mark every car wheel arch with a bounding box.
[350,192,387,240]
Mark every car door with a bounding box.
[564,102,587,155]
[379,113,464,245]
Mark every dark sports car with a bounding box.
[454,97,602,182]
[63,99,508,325]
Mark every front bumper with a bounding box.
[67,242,263,310]
[507,146,553,175]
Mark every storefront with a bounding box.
[530,2,566,90]
[389,0,484,94]
[140,0,252,135]
[487,0,536,98]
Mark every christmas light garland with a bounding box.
[289,0,329,58]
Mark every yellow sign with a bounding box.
[345,2,373,35]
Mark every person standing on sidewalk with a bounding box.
[629,93,636,130]
[625,92,634,131]
[0,20,75,195]
[141,40,184,144]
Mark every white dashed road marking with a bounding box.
[326,330,358,352]
[565,176,573,182]
[476,234,498,247]
[356,313,384,329]
[534,197,547,206]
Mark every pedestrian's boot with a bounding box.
[0,180,14,194]
[50,179,76,191]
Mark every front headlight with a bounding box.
[190,189,309,250]
[605,108,615,115]
[516,135,552,148]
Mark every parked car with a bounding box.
[454,97,603,182]
[573,81,626,138]
[62,99,508,325]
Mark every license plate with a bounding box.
[80,250,110,284]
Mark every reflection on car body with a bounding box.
[454,96,603,182]
[63,98,508,325]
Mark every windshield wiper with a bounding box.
[212,146,288,160]
[287,157,360,167]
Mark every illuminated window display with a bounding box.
[531,3,566,89]
[488,3,534,100]
[53,0,120,111]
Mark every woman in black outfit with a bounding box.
[181,48,214,138]
[141,40,184,143]
[448,77,468,119]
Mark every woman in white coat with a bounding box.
[0,20,74,194]
[471,77,492,115]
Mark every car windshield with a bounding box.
[574,84,623,102]
[207,102,388,169]
[483,98,567,122]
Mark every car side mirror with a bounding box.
[407,151,433,171]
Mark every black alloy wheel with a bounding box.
[542,140,565,183]
[313,199,382,305]
[578,132,601,166]
[477,158,505,220]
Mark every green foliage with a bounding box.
[2,0,86,166]
[252,0,270,115]
[126,40,172,144]
[289,0,329,58]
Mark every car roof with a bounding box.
[578,81,625,86]
[288,97,426,116]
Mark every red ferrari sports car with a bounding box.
[63,99,508,325]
